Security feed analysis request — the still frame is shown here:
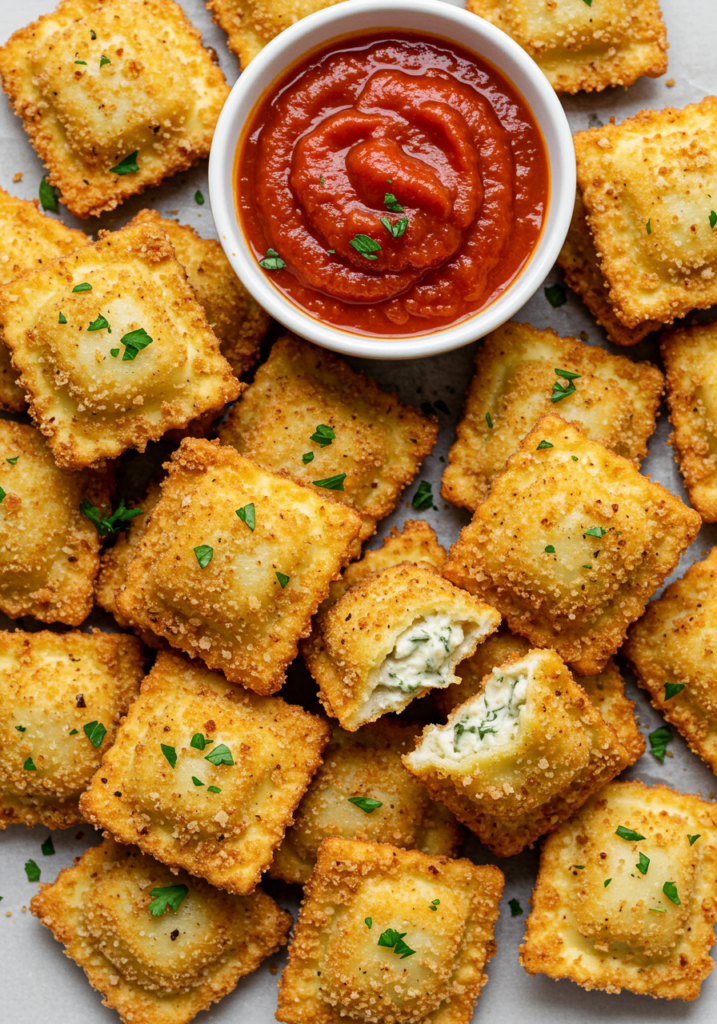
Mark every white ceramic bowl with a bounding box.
[209,0,575,360]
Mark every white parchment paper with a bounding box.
[1,1,716,1021]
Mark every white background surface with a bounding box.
[1,1,717,1021]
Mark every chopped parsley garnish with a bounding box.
[616,826,645,841]
[161,743,177,768]
[377,928,416,959]
[327,249,335,254]
[0,486,5,504]
[365,917,372,929]
[205,743,234,767]
[380,215,408,238]
[571,865,585,870]
[83,721,106,748]
[551,368,581,403]
[80,497,143,537]
[688,834,701,846]
[87,314,110,332]
[536,440,553,450]
[100,54,111,67]
[41,836,55,856]
[348,796,383,814]
[119,326,153,361]
[25,860,41,883]
[23,757,36,771]
[72,282,92,293]
[74,59,87,65]
[412,480,433,510]
[58,312,67,324]
[650,907,666,913]
[544,283,566,307]
[194,190,205,205]
[571,455,578,461]
[310,424,336,447]
[15,725,26,732]
[302,452,314,464]
[69,729,78,735]
[236,503,256,531]
[194,545,213,569]
[665,682,685,700]
[604,878,612,887]
[6,457,18,465]
[39,177,59,212]
[636,852,650,875]
[582,0,592,5]
[584,526,607,537]
[429,899,440,911]
[582,564,593,570]
[259,248,286,270]
[508,898,523,916]
[384,192,404,213]
[110,348,119,358]
[312,473,346,491]
[544,545,555,553]
[191,732,214,750]
[320,175,324,185]
[349,234,382,260]
[485,412,493,429]
[711,210,717,230]
[192,776,204,786]
[149,884,188,916]
[649,725,672,763]
[207,785,221,793]
[646,219,652,234]
[663,881,680,905]
[275,571,290,588]
[110,151,139,175]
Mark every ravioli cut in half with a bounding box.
[80,649,331,894]
[31,838,292,1024]
[466,0,667,94]
[403,648,633,857]
[116,439,362,693]
[0,629,143,829]
[443,415,701,676]
[441,320,664,510]
[277,837,504,1024]
[303,562,501,731]
[269,719,461,885]
[0,0,230,218]
[0,218,242,471]
[520,780,717,1000]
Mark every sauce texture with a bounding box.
[237,33,549,336]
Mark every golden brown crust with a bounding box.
[0,0,230,218]
[441,321,663,510]
[117,439,362,693]
[31,838,292,1024]
[466,0,667,94]
[520,781,717,1000]
[0,629,144,829]
[276,837,504,1024]
[80,649,331,895]
[443,415,701,675]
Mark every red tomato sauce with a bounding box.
[236,32,549,337]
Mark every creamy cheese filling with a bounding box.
[376,613,465,695]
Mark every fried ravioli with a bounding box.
[441,321,663,510]
[443,415,700,675]
[31,837,291,1024]
[0,629,143,829]
[0,0,230,218]
[276,837,504,1024]
[520,780,717,1000]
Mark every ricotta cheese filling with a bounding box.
[376,613,465,696]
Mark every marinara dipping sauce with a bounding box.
[236,32,549,337]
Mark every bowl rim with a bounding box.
[208,0,576,361]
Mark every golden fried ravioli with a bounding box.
[574,97,717,330]
[443,415,700,676]
[0,629,143,829]
[277,837,504,1024]
[31,838,291,1024]
[207,0,347,69]
[270,720,461,885]
[558,190,662,347]
[625,549,717,775]
[129,209,271,380]
[403,648,631,857]
[80,650,330,895]
[0,187,88,410]
[661,320,717,521]
[0,219,241,471]
[442,322,663,510]
[218,335,437,550]
[0,0,230,219]
[466,0,667,94]
[304,563,501,731]
[116,439,361,693]
[520,781,717,1000]
[0,420,109,624]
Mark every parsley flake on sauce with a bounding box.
[83,721,106,748]
[149,885,188,916]
[25,860,41,883]
[412,480,433,510]
[509,899,523,917]
[259,248,286,270]
[194,545,213,569]
[23,757,36,771]
[349,234,382,260]
[120,327,152,361]
[536,440,553,450]
[72,282,92,293]
[649,725,672,763]
[377,928,416,959]
[310,424,336,447]
[663,881,680,905]
[80,498,143,537]
[275,571,290,588]
[205,743,234,767]
[236,503,256,531]
[41,836,55,857]
[110,151,139,175]
[161,743,177,769]
[384,192,404,213]
[544,283,566,307]
[312,473,346,491]
[615,826,646,842]
[636,851,650,875]
[348,796,382,814]
[380,215,408,238]
[39,177,59,212]
[665,682,685,700]
[88,314,110,333]
[190,733,214,750]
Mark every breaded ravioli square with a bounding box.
[574,98,717,329]
[303,563,501,731]
[466,0,667,94]
[0,629,143,829]
[0,420,109,624]
[625,549,717,775]
[80,650,331,894]
[31,838,292,1024]
[661,320,717,521]
[403,648,632,857]
[443,415,700,675]
[116,439,362,693]
[0,0,230,219]
[277,837,503,1024]
[218,335,437,550]
[0,186,88,411]
[0,218,241,471]
[520,781,717,1000]
[441,321,663,511]
[129,210,271,380]
[269,720,461,885]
